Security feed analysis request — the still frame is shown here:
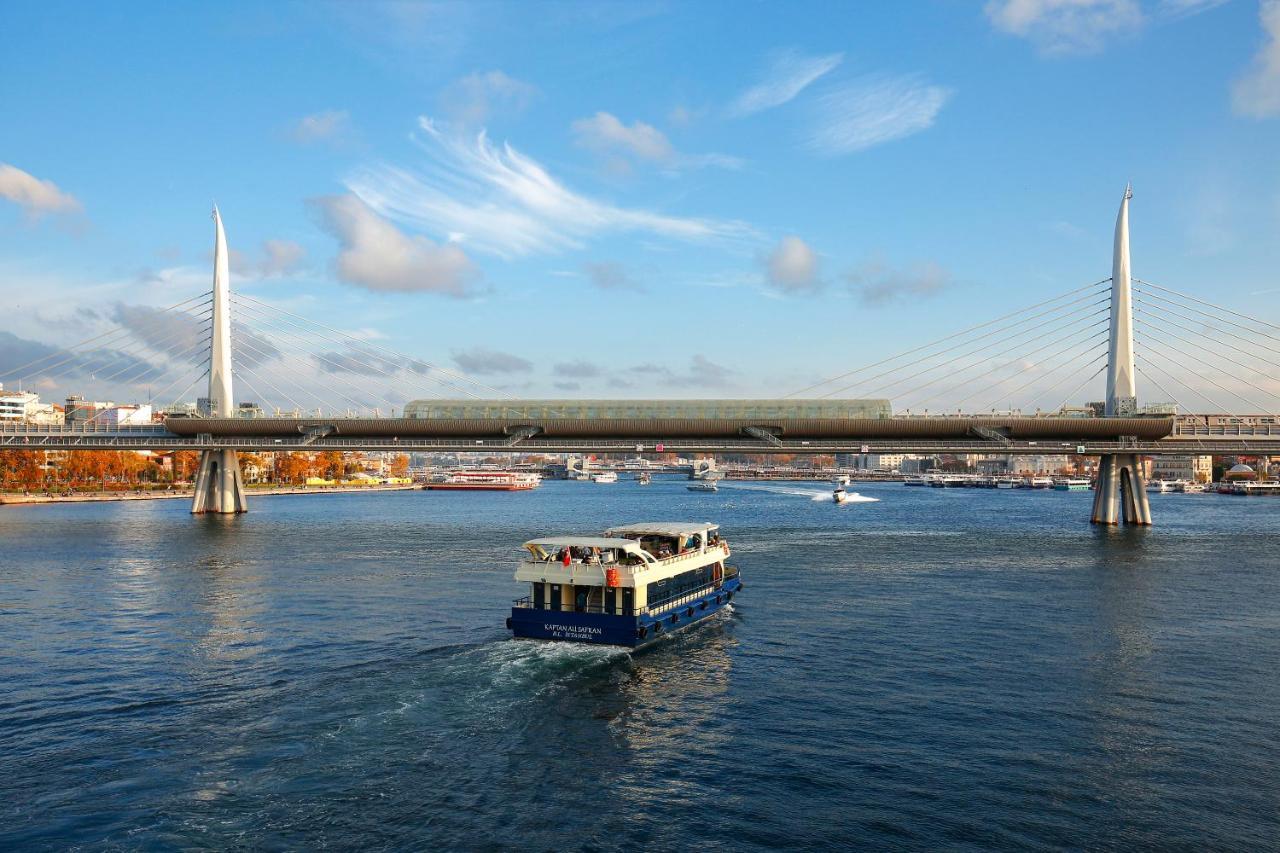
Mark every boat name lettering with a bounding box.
[543,623,604,638]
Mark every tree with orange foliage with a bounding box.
[273,452,311,484]
[389,453,410,477]
[0,450,44,490]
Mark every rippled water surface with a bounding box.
[3,480,1279,850]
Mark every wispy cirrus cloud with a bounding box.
[0,163,83,218]
[808,74,952,155]
[451,347,532,375]
[728,49,844,117]
[582,260,644,292]
[844,257,952,306]
[1232,0,1280,118]
[345,118,754,259]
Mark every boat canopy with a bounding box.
[522,537,647,560]
[605,522,718,537]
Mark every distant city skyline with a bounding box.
[2,1,1278,408]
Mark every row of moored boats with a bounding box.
[904,474,1280,495]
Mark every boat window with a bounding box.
[533,582,545,609]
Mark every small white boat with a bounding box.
[1172,480,1204,493]
[1146,480,1173,493]
[995,477,1019,489]
[687,482,719,493]
[636,472,652,486]
[903,475,929,487]
[591,472,619,484]
[833,482,848,504]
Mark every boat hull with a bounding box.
[508,577,743,649]
[425,483,537,491]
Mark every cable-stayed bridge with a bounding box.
[4,190,1280,523]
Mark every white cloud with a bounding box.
[0,163,82,217]
[451,347,532,374]
[984,0,1144,55]
[808,74,952,155]
[764,236,821,294]
[571,111,743,173]
[291,110,350,143]
[1232,0,1280,118]
[345,118,754,258]
[229,239,307,278]
[583,261,643,292]
[312,194,476,296]
[728,49,844,117]
[845,257,952,306]
[440,70,538,125]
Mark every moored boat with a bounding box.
[591,472,619,484]
[425,470,540,491]
[1053,478,1091,491]
[995,477,1020,489]
[507,522,741,648]
[637,472,652,485]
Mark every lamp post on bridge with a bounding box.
[190,206,249,514]
[1091,186,1152,526]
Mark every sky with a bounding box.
[2,0,1279,410]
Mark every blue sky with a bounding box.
[2,0,1278,409]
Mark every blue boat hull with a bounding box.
[508,577,742,649]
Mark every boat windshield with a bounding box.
[523,537,647,566]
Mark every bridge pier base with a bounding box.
[191,449,248,514]
[1090,454,1151,526]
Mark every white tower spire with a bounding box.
[209,206,234,417]
[1105,184,1137,416]
[192,206,248,513]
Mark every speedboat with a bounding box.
[637,472,652,486]
[833,485,848,504]
[687,481,719,492]
[507,522,742,648]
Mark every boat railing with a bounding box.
[513,568,740,619]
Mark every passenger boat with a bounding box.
[507,522,742,648]
[1173,480,1205,493]
[995,477,1020,489]
[591,472,619,484]
[1146,480,1173,493]
[1053,478,1091,491]
[425,470,540,491]
[687,481,719,492]
[1028,476,1054,489]
[637,472,652,486]
[903,475,929,486]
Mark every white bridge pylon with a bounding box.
[191,206,248,514]
[1091,186,1151,526]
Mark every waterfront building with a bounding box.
[0,385,40,421]
[847,453,906,471]
[1152,455,1213,483]
[64,395,115,424]
[237,401,264,418]
[98,404,153,426]
[403,398,893,420]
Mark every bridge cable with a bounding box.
[229,291,517,403]
[1134,310,1280,391]
[1135,354,1231,414]
[1134,337,1269,414]
[0,292,212,379]
[1133,364,1193,416]
[880,307,1108,407]
[784,278,1111,398]
[1050,359,1109,414]
[1134,289,1280,358]
[953,329,1109,412]
[817,293,1110,400]
[223,301,438,413]
[975,342,1109,414]
[1134,278,1280,337]
[5,298,213,386]
[1134,302,1280,372]
[230,356,315,417]
[1133,332,1280,414]
[74,315,213,392]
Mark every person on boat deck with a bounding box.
[575,588,588,612]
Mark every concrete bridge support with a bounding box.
[1090,454,1151,525]
[192,449,248,513]
[192,206,247,514]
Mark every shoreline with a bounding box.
[0,484,419,506]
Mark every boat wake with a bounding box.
[718,483,880,503]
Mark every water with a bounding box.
[2,480,1279,850]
